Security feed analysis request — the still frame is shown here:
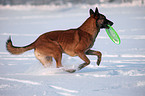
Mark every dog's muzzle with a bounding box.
[104,19,114,29]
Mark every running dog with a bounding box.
[6,7,113,73]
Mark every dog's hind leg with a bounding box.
[85,50,102,66]
[34,39,63,68]
[34,50,53,67]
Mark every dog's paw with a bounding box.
[97,60,101,66]
[65,69,76,73]
[61,68,76,73]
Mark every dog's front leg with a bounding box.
[85,50,102,66]
[63,51,90,73]
[76,51,90,71]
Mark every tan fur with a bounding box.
[6,7,113,72]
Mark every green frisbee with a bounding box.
[105,25,121,45]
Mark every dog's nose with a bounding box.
[109,21,113,26]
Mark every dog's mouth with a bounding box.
[103,24,109,29]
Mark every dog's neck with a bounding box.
[78,17,100,39]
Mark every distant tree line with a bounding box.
[0,0,144,5]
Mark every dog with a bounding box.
[6,7,113,73]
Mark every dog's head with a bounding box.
[90,7,113,29]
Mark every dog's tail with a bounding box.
[6,36,35,55]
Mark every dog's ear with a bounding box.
[94,7,100,20]
[95,7,99,14]
[89,9,95,17]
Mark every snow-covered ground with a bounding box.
[0,3,145,96]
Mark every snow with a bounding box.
[0,3,145,96]
[0,77,41,85]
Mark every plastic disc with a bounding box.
[105,25,121,45]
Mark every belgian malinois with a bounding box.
[6,7,113,73]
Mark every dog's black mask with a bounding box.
[90,7,113,29]
[98,14,113,29]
